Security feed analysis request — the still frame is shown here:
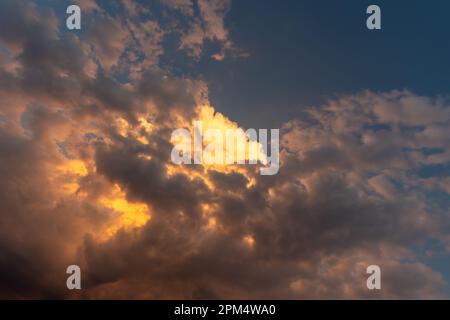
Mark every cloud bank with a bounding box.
[0,0,448,299]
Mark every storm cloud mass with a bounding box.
[0,0,449,299]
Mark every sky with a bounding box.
[0,0,449,299]
[205,0,450,128]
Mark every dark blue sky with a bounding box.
[187,0,450,128]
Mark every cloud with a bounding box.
[161,0,241,60]
[0,1,448,299]
[79,89,449,299]
[161,0,195,17]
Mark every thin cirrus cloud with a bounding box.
[0,0,448,299]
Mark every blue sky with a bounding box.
[184,0,450,127]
